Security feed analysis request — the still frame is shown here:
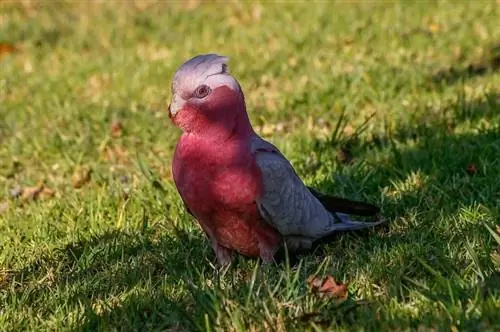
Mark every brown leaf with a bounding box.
[39,187,55,200]
[307,275,349,301]
[20,182,44,202]
[0,42,17,58]
[110,120,123,138]
[72,166,92,188]
[466,163,477,175]
[20,181,55,203]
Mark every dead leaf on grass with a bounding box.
[21,183,43,202]
[110,119,123,138]
[466,163,477,175]
[307,275,349,302]
[0,42,17,58]
[72,166,92,188]
[19,181,55,203]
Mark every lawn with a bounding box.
[1,1,500,331]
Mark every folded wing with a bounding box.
[251,135,383,240]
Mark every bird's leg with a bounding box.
[284,236,313,253]
[211,240,234,266]
[258,243,277,263]
[196,221,234,265]
[254,226,281,264]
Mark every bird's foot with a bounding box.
[254,226,281,264]
[259,246,277,264]
[212,241,234,266]
[257,237,280,264]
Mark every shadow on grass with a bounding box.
[4,226,212,330]
[430,43,500,85]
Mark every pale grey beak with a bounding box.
[169,94,183,117]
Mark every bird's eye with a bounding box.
[194,84,211,99]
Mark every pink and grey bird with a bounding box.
[169,54,382,265]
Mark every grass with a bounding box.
[1,1,500,331]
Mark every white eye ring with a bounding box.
[194,84,211,99]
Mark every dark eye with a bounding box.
[194,84,211,99]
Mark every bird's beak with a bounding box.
[168,95,182,119]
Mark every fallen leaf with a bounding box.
[20,181,55,203]
[20,182,44,202]
[110,119,123,138]
[307,275,349,301]
[72,166,92,188]
[466,163,477,175]
[39,187,55,200]
[0,42,17,58]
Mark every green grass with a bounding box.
[1,1,500,331]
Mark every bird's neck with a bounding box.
[192,104,254,143]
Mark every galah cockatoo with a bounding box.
[169,54,382,265]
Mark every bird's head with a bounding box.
[168,54,252,140]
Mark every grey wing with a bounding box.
[254,150,335,239]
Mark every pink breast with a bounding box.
[172,134,271,256]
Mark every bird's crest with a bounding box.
[173,54,230,93]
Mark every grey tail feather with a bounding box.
[329,212,385,232]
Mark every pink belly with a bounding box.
[179,168,279,256]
